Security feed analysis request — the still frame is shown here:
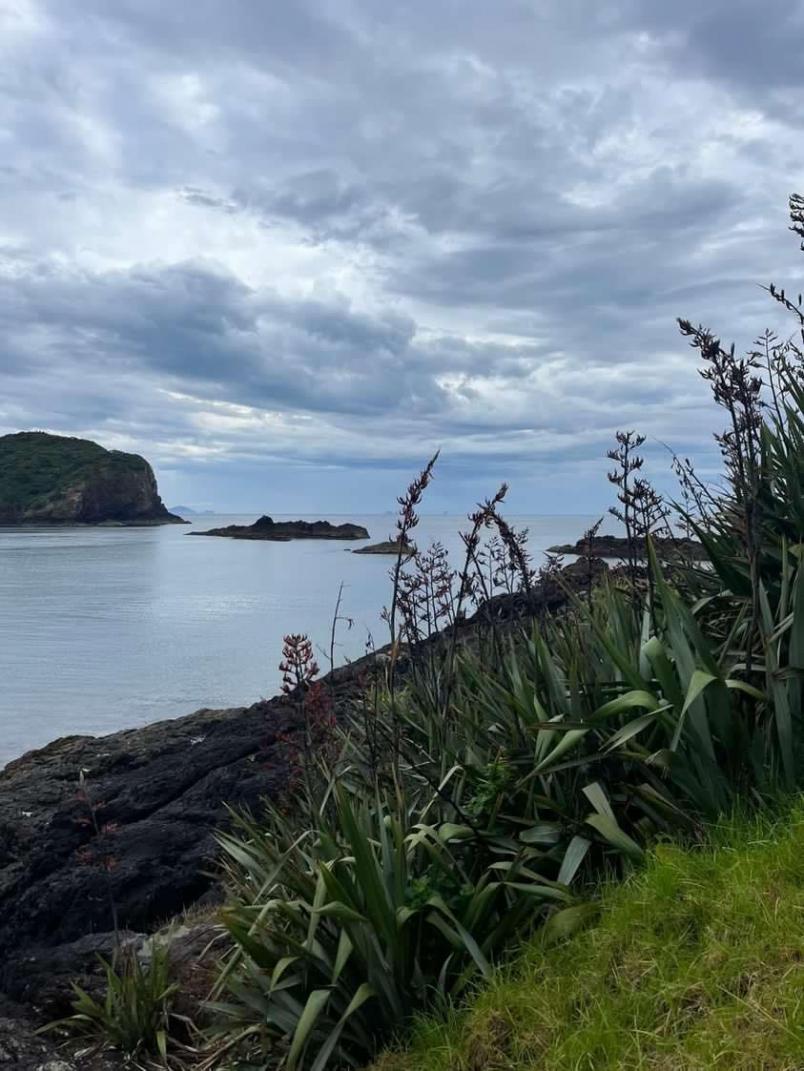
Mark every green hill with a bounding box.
[0,431,182,525]
[374,802,804,1071]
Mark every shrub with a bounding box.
[46,942,178,1061]
[213,781,595,1070]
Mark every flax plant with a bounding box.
[211,195,804,1070]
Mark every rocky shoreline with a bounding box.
[0,655,382,1069]
[0,561,589,1068]
[0,651,386,1003]
[547,533,706,561]
[1,517,188,528]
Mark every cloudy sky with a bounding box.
[2,1,803,513]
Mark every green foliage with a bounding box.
[216,526,804,1068]
[213,784,586,1070]
[215,437,804,1066]
[46,943,178,1060]
[211,199,804,1069]
[0,430,145,513]
[371,800,804,1071]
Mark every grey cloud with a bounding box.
[629,1,804,93]
[68,0,360,70]
[0,258,445,420]
[1,0,802,509]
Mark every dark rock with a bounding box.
[0,703,286,999]
[0,432,185,526]
[0,993,124,1070]
[353,537,415,556]
[12,932,143,1016]
[191,515,370,541]
[0,656,377,1004]
[559,555,609,589]
[546,534,706,561]
[466,557,615,629]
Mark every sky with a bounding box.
[1,1,804,515]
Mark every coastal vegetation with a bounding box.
[374,801,804,1071]
[49,943,179,1062]
[0,430,182,525]
[43,197,804,1067]
[203,196,804,1068]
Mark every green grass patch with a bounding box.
[373,801,804,1071]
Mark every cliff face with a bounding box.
[0,431,184,525]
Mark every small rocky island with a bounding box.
[353,536,415,556]
[192,514,370,541]
[0,431,185,525]
[547,533,706,560]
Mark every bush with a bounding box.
[45,942,178,1060]
[212,783,593,1070]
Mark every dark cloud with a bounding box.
[629,1,804,93]
[0,258,442,417]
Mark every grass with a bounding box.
[373,799,804,1071]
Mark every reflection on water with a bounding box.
[0,513,593,764]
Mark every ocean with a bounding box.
[0,513,594,766]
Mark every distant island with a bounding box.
[0,431,185,526]
[170,505,225,518]
[191,514,370,541]
[353,536,415,556]
[547,533,706,561]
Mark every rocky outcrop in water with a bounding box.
[192,514,369,541]
[0,432,184,526]
[547,534,706,560]
[353,536,415,556]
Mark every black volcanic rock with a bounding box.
[191,514,370,541]
[0,431,185,525]
[0,991,127,1070]
[0,703,282,989]
[353,536,415,556]
[0,655,378,1005]
[547,534,706,561]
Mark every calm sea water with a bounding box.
[0,514,594,766]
